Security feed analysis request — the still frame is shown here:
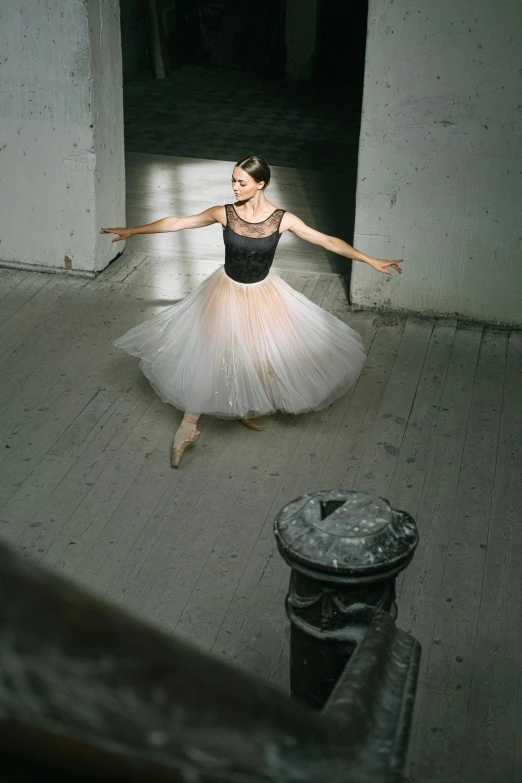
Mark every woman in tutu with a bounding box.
[101,155,402,467]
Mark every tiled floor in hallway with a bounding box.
[123,64,363,170]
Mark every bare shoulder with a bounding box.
[279,212,329,246]
[279,211,303,233]
[209,204,227,226]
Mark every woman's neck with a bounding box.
[238,192,272,218]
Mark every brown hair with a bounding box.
[235,154,271,189]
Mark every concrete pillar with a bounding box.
[352,0,522,327]
[285,0,318,82]
[0,0,125,276]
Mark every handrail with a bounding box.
[0,490,420,782]
[324,606,420,779]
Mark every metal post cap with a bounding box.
[274,490,418,578]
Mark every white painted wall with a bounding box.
[352,0,522,326]
[0,0,125,275]
[88,0,126,272]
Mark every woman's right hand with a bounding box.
[100,227,134,243]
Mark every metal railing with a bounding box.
[0,490,420,782]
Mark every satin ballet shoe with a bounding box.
[171,428,200,468]
[240,418,264,431]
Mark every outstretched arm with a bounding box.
[100,206,225,243]
[282,213,403,276]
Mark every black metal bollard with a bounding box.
[274,489,419,710]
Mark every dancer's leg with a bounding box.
[174,411,201,448]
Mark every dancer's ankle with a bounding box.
[174,418,198,448]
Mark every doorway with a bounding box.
[120,0,369,290]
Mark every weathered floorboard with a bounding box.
[0,154,520,783]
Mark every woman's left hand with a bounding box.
[367,257,403,276]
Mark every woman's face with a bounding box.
[231,167,264,201]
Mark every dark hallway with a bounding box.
[121,0,367,170]
[120,0,369,281]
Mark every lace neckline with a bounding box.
[232,204,279,225]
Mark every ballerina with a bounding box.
[101,155,402,467]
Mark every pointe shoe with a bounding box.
[240,417,264,431]
[171,428,200,468]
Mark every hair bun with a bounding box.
[235,155,271,189]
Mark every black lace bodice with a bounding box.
[223,204,285,284]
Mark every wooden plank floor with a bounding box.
[1,194,521,783]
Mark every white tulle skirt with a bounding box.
[113,266,366,419]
